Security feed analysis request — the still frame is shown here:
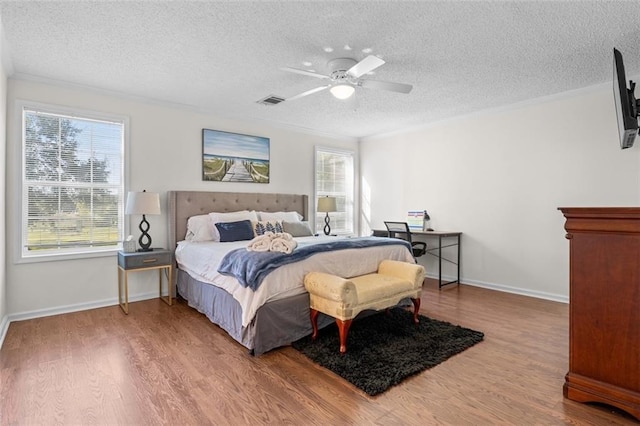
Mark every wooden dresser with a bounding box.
[559,207,640,420]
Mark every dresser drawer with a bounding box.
[118,250,172,270]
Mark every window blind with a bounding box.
[22,108,125,256]
[315,148,355,235]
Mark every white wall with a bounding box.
[0,20,9,342]
[7,75,639,319]
[361,86,640,301]
[5,78,357,318]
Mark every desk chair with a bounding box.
[384,221,427,259]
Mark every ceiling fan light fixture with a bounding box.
[330,83,355,99]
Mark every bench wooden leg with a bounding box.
[411,298,421,324]
[310,308,319,340]
[336,318,353,354]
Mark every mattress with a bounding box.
[175,235,415,327]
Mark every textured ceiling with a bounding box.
[1,1,640,139]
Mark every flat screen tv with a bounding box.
[613,48,639,149]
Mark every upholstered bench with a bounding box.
[304,259,425,353]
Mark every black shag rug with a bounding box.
[291,308,484,396]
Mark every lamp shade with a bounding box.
[125,191,161,215]
[330,84,355,100]
[317,196,337,213]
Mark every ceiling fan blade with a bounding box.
[281,67,330,79]
[347,55,385,78]
[359,79,413,94]
[286,85,330,101]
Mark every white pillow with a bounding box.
[258,211,303,222]
[185,214,214,242]
[209,210,259,241]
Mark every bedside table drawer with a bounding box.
[118,250,172,269]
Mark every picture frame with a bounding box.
[202,129,270,183]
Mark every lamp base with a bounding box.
[323,213,331,236]
[138,215,153,251]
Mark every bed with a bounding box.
[168,190,415,355]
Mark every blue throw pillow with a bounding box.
[215,220,255,242]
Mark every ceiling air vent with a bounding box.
[256,95,285,106]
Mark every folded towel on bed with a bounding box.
[247,232,275,252]
[247,232,296,253]
[270,234,297,254]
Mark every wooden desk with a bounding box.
[372,229,462,288]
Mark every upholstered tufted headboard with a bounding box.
[167,190,309,249]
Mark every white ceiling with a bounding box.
[1,1,640,139]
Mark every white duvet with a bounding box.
[175,236,414,327]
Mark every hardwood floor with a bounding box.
[1,279,637,425]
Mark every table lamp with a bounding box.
[423,210,433,231]
[125,190,161,251]
[317,196,337,236]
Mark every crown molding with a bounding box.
[361,81,623,142]
[10,72,357,143]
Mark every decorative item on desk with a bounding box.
[317,196,337,236]
[125,190,161,252]
[423,210,433,231]
[407,210,426,231]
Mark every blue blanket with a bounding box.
[217,237,411,291]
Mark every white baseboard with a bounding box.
[426,272,568,304]
[0,315,9,350]
[6,291,160,323]
[1,274,568,351]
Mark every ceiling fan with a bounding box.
[281,55,413,101]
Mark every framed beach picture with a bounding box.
[202,129,270,183]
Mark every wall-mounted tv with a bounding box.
[613,48,639,149]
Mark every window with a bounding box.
[20,104,126,260]
[314,147,355,235]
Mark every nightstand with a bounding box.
[117,248,173,314]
